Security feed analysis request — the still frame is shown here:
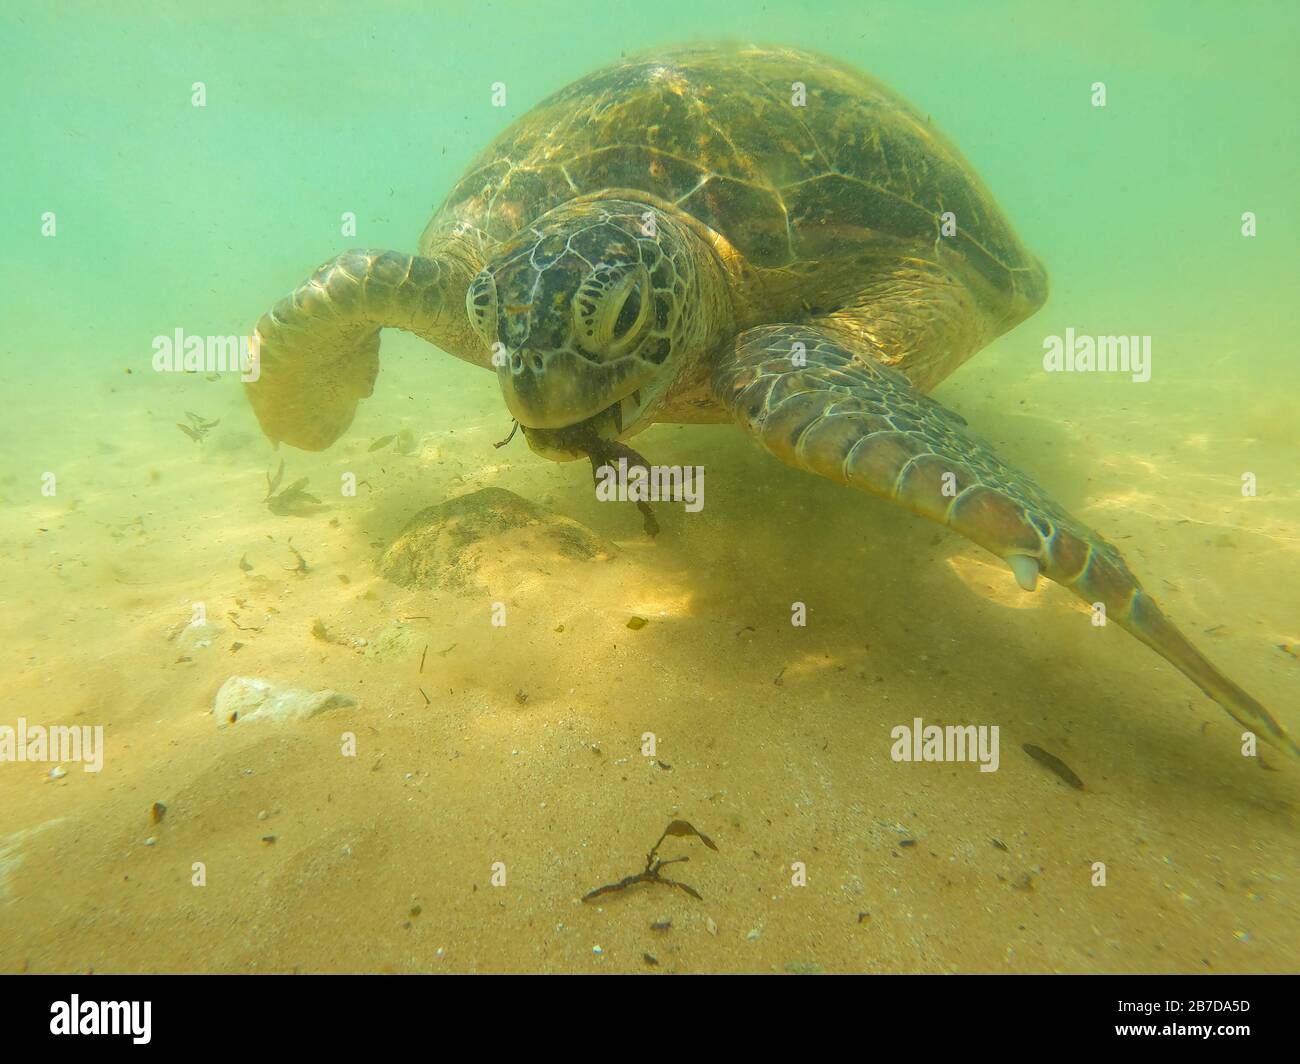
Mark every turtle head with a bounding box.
[467,198,724,460]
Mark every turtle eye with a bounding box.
[575,267,650,357]
[466,271,499,343]
[611,281,642,340]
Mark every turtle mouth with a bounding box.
[498,345,660,430]
[520,388,646,459]
[590,387,644,436]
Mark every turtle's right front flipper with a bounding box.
[716,324,1299,759]
[247,228,493,451]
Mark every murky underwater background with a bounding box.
[1,1,1297,973]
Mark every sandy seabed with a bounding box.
[1,336,1297,974]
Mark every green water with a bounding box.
[0,2,1296,974]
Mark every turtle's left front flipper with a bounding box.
[246,225,494,452]
[715,324,1298,759]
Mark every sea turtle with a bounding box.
[245,42,1297,760]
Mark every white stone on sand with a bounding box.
[213,676,357,727]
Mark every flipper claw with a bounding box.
[1007,554,1040,592]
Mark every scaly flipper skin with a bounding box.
[246,226,494,451]
[715,324,1299,759]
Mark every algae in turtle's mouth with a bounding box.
[514,399,661,535]
[521,389,643,457]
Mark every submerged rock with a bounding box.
[380,486,607,591]
[213,676,356,727]
[364,621,414,663]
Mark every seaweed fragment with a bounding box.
[393,428,417,455]
[581,435,660,538]
[226,610,263,633]
[582,819,718,903]
[284,539,310,574]
[310,619,348,645]
[177,411,220,444]
[493,419,520,449]
[267,478,322,516]
[265,458,285,500]
[368,434,397,453]
[1022,743,1085,790]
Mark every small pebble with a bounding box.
[49,766,67,780]
[143,837,157,847]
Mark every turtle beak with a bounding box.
[518,388,649,460]
[497,347,659,429]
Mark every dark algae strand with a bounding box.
[583,820,718,902]
[1022,743,1085,790]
